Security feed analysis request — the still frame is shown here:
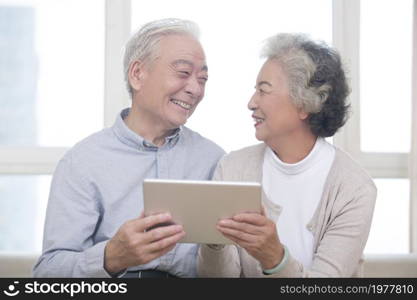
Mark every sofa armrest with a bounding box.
[364,254,417,277]
[0,252,39,278]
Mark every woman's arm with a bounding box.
[229,182,377,277]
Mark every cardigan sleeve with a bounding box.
[306,182,376,277]
[240,181,377,277]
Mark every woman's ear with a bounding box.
[128,60,146,92]
[298,109,309,121]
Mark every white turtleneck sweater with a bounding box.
[262,138,335,268]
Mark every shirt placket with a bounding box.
[155,146,175,268]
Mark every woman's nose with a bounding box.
[248,93,258,111]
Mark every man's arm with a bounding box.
[33,152,186,277]
[33,153,109,277]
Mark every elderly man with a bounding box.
[33,18,224,278]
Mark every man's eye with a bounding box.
[179,71,191,76]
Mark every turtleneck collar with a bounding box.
[266,138,324,175]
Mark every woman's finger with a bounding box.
[232,212,267,226]
[218,218,264,235]
[217,225,255,243]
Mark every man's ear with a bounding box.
[128,60,146,92]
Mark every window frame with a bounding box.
[410,0,417,253]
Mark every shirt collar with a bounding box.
[112,108,182,151]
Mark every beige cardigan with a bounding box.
[197,143,377,277]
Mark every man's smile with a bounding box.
[171,98,193,110]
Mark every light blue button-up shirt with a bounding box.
[33,108,225,277]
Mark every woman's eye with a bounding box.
[179,71,190,76]
[254,86,266,94]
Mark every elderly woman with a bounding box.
[197,33,376,277]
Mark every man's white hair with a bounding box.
[123,18,200,97]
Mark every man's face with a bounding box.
[131,34,208,130]
[248,59,308,144]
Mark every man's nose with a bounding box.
[248,93,258,111]
[185,77,204,99]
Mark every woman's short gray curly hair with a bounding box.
[123,18,200,97]
[261,33,350,137]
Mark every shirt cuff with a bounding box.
[84,240,114,277]
[262,245,289,275]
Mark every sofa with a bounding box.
[1,253,417,277]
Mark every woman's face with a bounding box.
[248,59,308,144]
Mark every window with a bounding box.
[364,179,410,253]
[0,0,104,147]
[360,0,413,253]
[360,0,412,153]
[334,0,415,254]
[0,175,50,253]
[0,0,105,253]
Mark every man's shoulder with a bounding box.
[61,128,113,162]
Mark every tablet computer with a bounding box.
[143,179,262,244]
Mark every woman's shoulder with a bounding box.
[221,143,266,165]
[215,143,265,181]
[331,147,376,191]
